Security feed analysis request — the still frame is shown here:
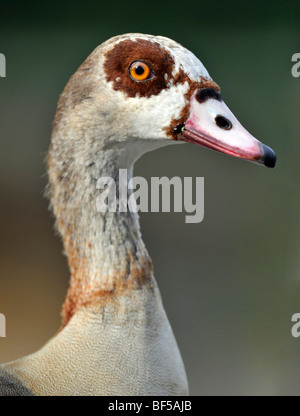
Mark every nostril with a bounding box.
[215,115,232,130]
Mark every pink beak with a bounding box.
[181,88,276,168]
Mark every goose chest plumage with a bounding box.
[0,33,276,396]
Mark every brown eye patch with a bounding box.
[104,38,175,98]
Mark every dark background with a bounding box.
[0,0,300,395]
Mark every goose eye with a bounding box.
[129,61,154,82]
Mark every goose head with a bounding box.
[52,33,276,168]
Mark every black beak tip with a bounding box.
[261,145,277,168]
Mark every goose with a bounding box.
[0,33,276,396]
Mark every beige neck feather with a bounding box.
[48,132,159,326]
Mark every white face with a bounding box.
[89,33,211,143]
[63,33,276,168]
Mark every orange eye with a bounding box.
[129,61,154,82]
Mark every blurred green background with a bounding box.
[0,0,300,395]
